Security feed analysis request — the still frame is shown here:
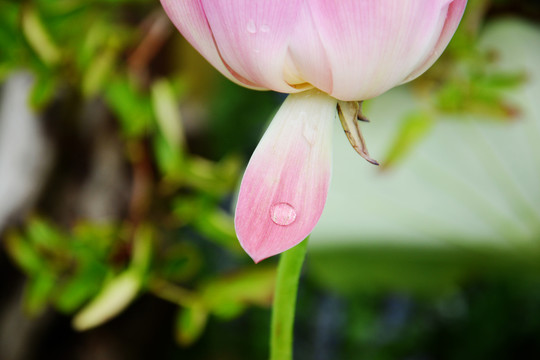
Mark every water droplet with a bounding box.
[247,20,257,34]
[260,24,270,33]
[302,118,317,146]
[270,202,297,226]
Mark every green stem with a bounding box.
[270,237,309,360]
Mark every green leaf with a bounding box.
[5,231,44,275]
[171,197,240,251]
[172,196,205,224]
[193,208,240,251]
[82,45,117,97]
[104,76,153,137]
[24,270,56,315]
[26,217,66,252]
[436,81,468,112]
[201,267,276,318]
[130,225,153,277]
[183,156,238,195]
[0,2,22,63]
[72,221,117,256]
[77,20,110,71]
[175,304,208,346]
[156,242,201,283]
[54,268,104,313]
[153,131,185,179]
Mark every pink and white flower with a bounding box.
[160,0,467,262]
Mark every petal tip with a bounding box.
[249,253,268,264]
[235,222,277,263]
[238,233,299,264]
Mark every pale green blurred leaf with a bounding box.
[151,79,185,150]
[382,110,434,169]
[21,4,61,66]
[72,270,141,330]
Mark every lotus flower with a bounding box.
[160,0,467,262]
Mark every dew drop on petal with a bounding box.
[260,24,270,33]
[270,202,297,226]
[247,20,257,34]
[301,113,317,146]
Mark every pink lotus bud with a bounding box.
[160,0,467,262]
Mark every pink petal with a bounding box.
[302,0,464,100]
[235,90,336,262]
[199,0,304,92]
[284,4,334,93]
[402,0,467,83]
[160,0,263,89]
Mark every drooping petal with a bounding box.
[160,0,263,89]
[402,0,467,83]
[303,0,463,101]
[199,0,304,93]
[235,90,336,262]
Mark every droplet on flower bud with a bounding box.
[247,20,257,34]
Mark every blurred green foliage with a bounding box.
[0,0,278,348]
[0,0,539,358]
